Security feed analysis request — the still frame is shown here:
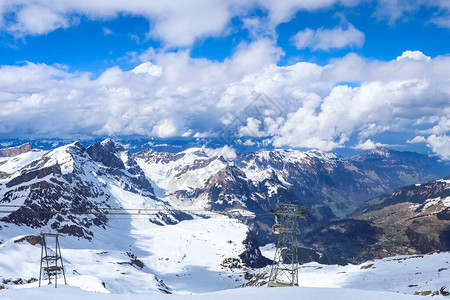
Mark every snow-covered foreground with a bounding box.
[0,214,248,294]
[296,252,450,295]
[1,228,449,299]
[1,285,425,300]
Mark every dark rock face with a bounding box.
[6,165,61,188]
[87,141,125,169]
[439,229,450,249]
[14,235,44,246]
[149,210,194,226]
[87,140,156,198]
[0,143,32,157]
[239,233,271,268]
[437,208,450,220]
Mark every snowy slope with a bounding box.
[0,214,249,294]
[2,226,450,297]
[0,285,426,300]
[0,149,47,179]
[135,147,232,207]
[2,250,450,298]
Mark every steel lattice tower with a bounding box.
[39,233,67,288]
[267,204,310,287]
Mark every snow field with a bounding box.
[1,284,426,299]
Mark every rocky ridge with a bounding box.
[0,140,448,264]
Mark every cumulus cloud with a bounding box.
[1,0,448,47]
[354,139,388,150]
[131,62,163,77]
[291,23,365,51]
[9,5,70,35]
[425,134,450,159]
[0,47,449,159]
[0,0,353,46]
[374,0,450,27]
[6,0,444,47]
[238,117,265,137]
[396,50,431,62]
[408,134,450,159]
[152,119,177,138]
[323,51,441,83]
[407,136,427,144]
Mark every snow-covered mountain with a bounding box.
[0,140,449,296]
[0,140,192,240]
[135,145,448,245]
[1,140,448,244]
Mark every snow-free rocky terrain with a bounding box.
[0,140,449,298]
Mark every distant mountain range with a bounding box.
[0,140,448,265]
[304,176,450,264]
[133,143,448,247]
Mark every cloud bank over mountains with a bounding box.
[1,46,448,158]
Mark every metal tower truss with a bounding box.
[39,233,67,288]
[267,203,310,287]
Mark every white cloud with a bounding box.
[0,47,449,159]
[354,139,388,150]
[358,124,389,139]
[323,51,446,83]
[374,0,450,27]
[396,50,431,62]
[1,0,449,47]
[373,0,421,24]
[102,27,112,36]
[431,16,450,28]
[292,23,365,51]
[152,119,177,138]
[238,117,265,137]
[407,136,426,143]
[10,5,70,35]
[425,134,450,159]
[408,134,450,159]
[242,139,255,146]
[0,0,349,46]
[131,62,163,77]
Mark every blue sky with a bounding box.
[0,0,449,158]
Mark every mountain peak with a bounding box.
[87,140,125,169]
[0,143,32,157]
[351,147,392,161]
[71,141,86,151]
[100,138,125,153]
[368,147,390,156]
